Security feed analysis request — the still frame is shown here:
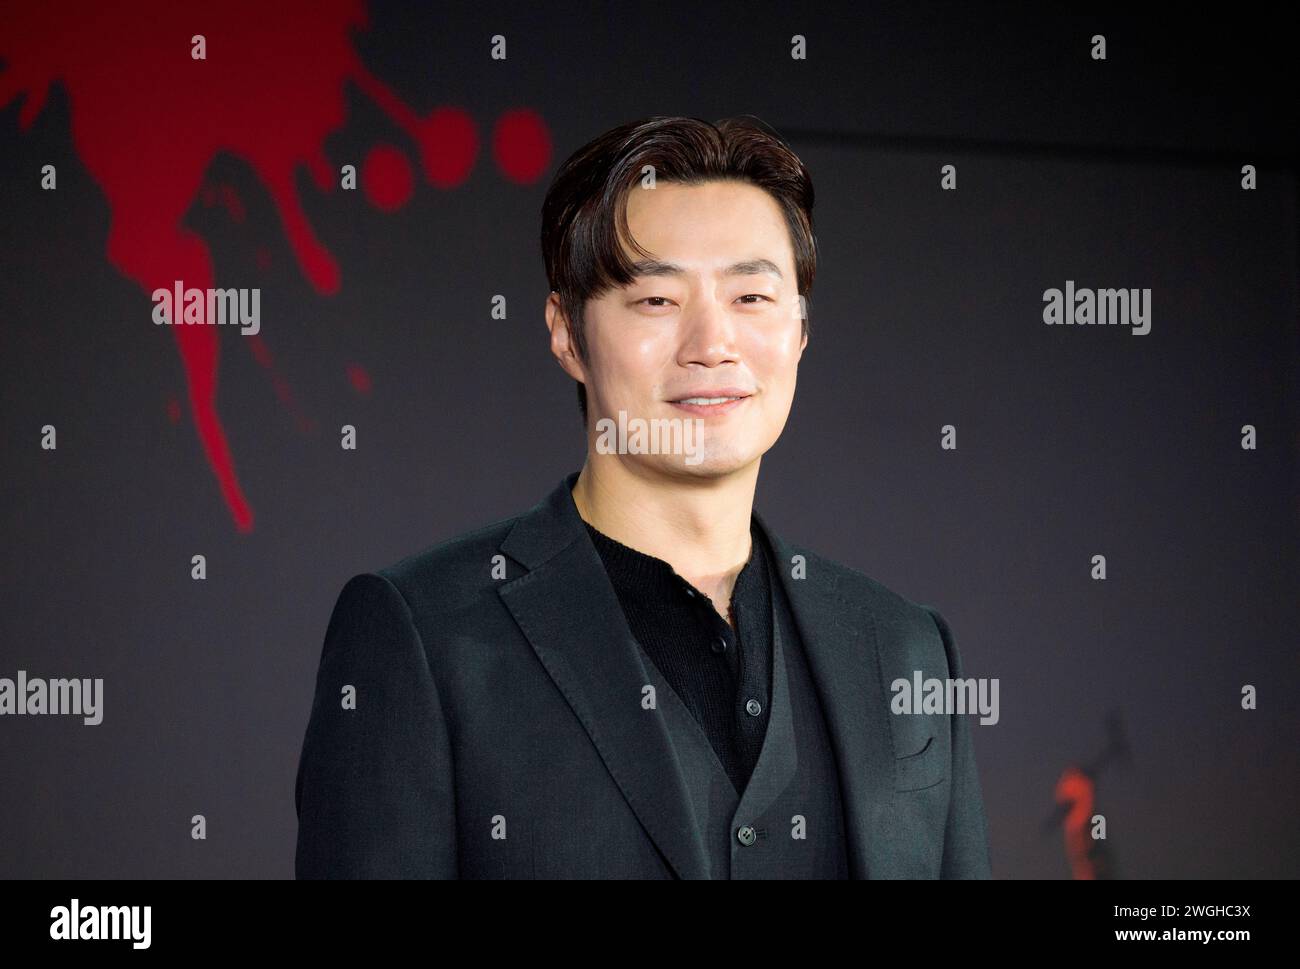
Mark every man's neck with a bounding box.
[571,457,758,611]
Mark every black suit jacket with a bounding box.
[294,471,992,878]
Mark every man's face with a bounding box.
[554,178,808,479]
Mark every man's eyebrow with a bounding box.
[628,258,784,280]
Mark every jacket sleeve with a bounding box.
[295,572,458,878]
[925,606,993,879]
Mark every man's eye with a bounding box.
[635,295,771,307]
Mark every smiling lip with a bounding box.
[667,388,753,416]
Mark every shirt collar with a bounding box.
[583,519,764,606]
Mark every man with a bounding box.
[294,115,992,879]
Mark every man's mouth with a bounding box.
[667,390,752,415]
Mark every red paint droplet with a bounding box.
[362,144,413,212]
[417,107,478,188]
[346,362,372,395]
[493,109,551,184]
[166,396,182,424]
[255,246,272,271]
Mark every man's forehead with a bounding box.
[615,183,796,283]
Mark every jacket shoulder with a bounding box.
[783,541,943,629]
[783,543,959,683]
[372,514,522,620]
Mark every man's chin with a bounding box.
[644,451,759,480]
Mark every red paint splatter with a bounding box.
[362,144,412,211]
[493,108,551,184]
[1,1,550,531]
[346,363,372,396]
[166,396,182,424]
[350,72,481,190]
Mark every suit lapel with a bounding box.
[497,472,711,880]
[754,508,892,879]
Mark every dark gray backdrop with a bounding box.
[2,0,1296,878]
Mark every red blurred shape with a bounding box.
[1054,766,1097,880]
[346,363,372,396]
[1,1,551,531]
[493,108,551,184]
[362,144,413,211]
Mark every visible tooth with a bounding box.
[679,396,739,404]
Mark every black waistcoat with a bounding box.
[586,519,849,878]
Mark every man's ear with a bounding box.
[546,292,586,383]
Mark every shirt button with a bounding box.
[684,586,696,598]
[745,698,762,716]
[736,825,757,846]
[711,637,727,654]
